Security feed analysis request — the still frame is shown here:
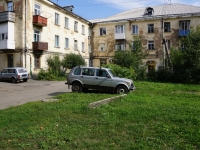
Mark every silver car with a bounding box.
[66,66,135,94]
[0,67,29,83]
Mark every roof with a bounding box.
[90,3,200,23]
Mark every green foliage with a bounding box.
[1,81,200,149]
[169,26,200,83]
[113,35,146,80]
[103,63,137,80]
[62,53,86,69]
[37,53,85,80]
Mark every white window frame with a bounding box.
[34,30,40,42]
[148,24,154,33]
[55,35,59,47]
[148,41,154,50]
[65,38,69,49]
[132,25,138,34]
[82,25,85,34]
[55,13,60,25]
[99,43,106,52]
[100,28,106,36]
[34,3,41,15]
[74,40,78,50]
[115,25,124,33]
[74,21,78,32]
[82,42,85,52]
[65,17,69,28]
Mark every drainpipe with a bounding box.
[24,0,27,68]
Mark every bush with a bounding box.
[103,64,137,80]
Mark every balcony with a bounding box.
[0,40,15,50]
[115,33,125,40]
[179,30,190,36]
[0,11,15,23]
[33,15,47,27]
[32,42,48,51]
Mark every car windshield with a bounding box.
[108,69,116,77]
[18,69,27,73]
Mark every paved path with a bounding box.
[0,79,71,110]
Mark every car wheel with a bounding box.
[72,82,83,92]
[23,79,27,82]
[116,85,128,94]
[12,78,17,84]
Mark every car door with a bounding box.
[95,69,113,90]
[81,68,96,88]
[0,69,8,80]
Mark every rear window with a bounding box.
[18,69,27,73]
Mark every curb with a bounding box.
[88,94,127,108]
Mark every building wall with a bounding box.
[91,16,200,70]
[0,0,91,75]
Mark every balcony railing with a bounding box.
[0,11,15,23]
[33,15,47,27]
[179,30,190,36]
[115,33,125,39]
[32,42,48,51]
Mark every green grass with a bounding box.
[0,81,200,150]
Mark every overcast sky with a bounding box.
[51,0,200,20]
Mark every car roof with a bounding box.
[74,66,110,70]
[3,67,26,69]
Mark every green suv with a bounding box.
[0,67,29,83]
[66,66,135,94]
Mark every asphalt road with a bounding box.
[0,79,71,110]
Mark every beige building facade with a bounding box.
[90,4,200,72]
[0,0,91,76]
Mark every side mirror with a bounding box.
[106,74,111,78]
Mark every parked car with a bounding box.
[66,66,135,94]
[0,67,29,83]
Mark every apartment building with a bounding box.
[0,0,91,76]
[90,3,200,72]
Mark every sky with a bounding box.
[51,0,200,20]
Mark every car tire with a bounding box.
[23,79,27,82]
[72,82,83,92]
[116,85,128,94]
[12,78,17,84]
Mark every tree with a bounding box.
[113,35,146,79]
[171,25,200,83]
[62,53,86,69]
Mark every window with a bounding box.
[100,28,106,36]
[145,7,154,15]
[55,13,59,25]
[7,1,13,11]
[148,24,154,33]
[179,21,190,30]
[65,17,69,28]
[164,22,170,32]
[148,41,154,50]
[166,39,171,49]
[34,55,41,68]
[82,25,85,34]
[65,38,69,49]
[74,68,81,75]
[34,30,40,42]
[82,42,85,52]
[74,21,78,32]
[132,25,138,34]
[0,33,8,40]
[96,69,108,77]
[74,40,78,50]
[100,59,107,65]
[34,4,41,15]
[115,25,124,33]
[82,68,95,76]
[99,43,106,52]
[132,41,136,50]
[88,44,91,53]
[115,41,125,51]
[55,35,59,47]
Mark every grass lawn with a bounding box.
[0,81,200,150]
